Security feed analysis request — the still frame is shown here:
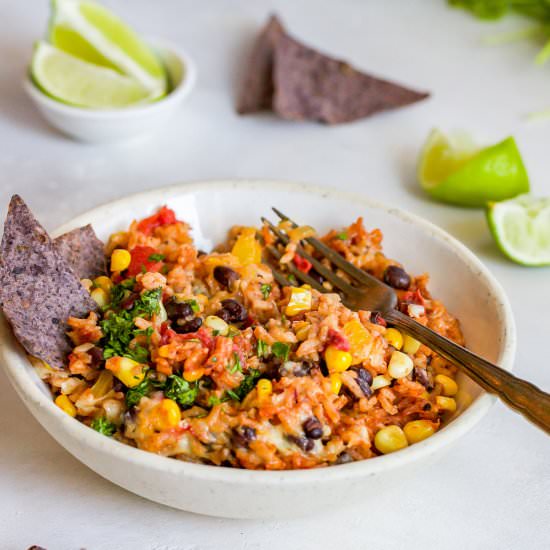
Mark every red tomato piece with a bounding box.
[327,328,351,351]
[137,206,177,235]
[293,253,312,274]
[127,246,163,276]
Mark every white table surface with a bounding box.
[1,0,549,548]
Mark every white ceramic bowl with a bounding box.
[0,180,516,519]
[23,40,196,143]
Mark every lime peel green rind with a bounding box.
[418,130,530,208]
[487,195,550,266]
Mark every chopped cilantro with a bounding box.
[91,416,117,436]
[260,283,272,300]
[125,378,152,408]
[164,375,198,408]
[336,231,348,240]
[226,369,261,401]
[187,299,200,313]
[208,395,223,407]
[132,288,162,318]
[288,274,297,284]
[148,253,165,262]
[272,342,290,361]
[257,339,270,358]
[109,278,136,308]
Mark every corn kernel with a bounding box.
[285,287,312,316]
[257,378,272,400]
[90,287,109,308]
[387,350,414,379]
[157,345,171,358]
[374,425,408,454]
[403,420,436,444]
[91,370,114,399]
[93,275,114,293]
[231,228,262,265]
[371,375,392,391]
[402,334,421,355]
[110,249,131,272]
[436,396,457,413]
[288,225,315,241]
[105,356,146,388]
[152,399,181,430]
[435,374,458,396]
[384,328,403,350]
[55,394,76,417]
[343,319,372,364]
[325,346,353,373]
[294,321,310,341]
[329,373,342,394]
[204,315,229,336]
[183,368,205,382]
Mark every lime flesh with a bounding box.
[418,129,530,207]
[49,0,166,98]
[487,195,550,266]
[31,41,154,108]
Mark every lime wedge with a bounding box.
[31,41,154,108]
[418,129,530,207]
[49,0,166,98]
[487,195,550,266]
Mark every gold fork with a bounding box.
[262,207,550,435]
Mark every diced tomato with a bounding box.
[293,253,312,274]
[160,322,176,345]
[137,206,177,236]
[327,328,351,351]
[127,246,163,276]
[400,289,425,306]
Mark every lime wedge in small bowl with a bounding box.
[31,41,155,109]
[49,0,167,99]
[487,195,550,266]
[418,129,530,207]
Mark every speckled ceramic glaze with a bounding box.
[23,40,196,143]
[0,181,516,518]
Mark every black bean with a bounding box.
[214,265,240,288]
[165,299,193,321]
[219,299,247,323]
[351,367,373,397]
[383,265,411,290]
[174,316,203,334]
[233,426,257,447]
[336,452,354,465]
[413,366,432,390]
[303,417,323,440]
[288,435,315,452]
[88,346,104,369]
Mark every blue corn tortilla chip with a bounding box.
[238,14,429,124]
[272,32,429,124]
[0,195,97,369]
[54,224,106,280]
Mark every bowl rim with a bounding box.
[0,179,516,486]
[22,38,197,119]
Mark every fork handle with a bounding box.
[385,309,550,435]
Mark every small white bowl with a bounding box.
[0,180,516,518]
[23,40,196,143]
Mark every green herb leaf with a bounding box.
[109,277,136,309]
[288,274,297,285]
[91,416,117,436]
[187,299,200,313]
[336,231,348,240]
[148,253,165,262]
[125,378,153,408]
[272,342,290,361]
[226,369,261,401]
[229,352,243,374]
[164,375,198,408]
[208,395,223,407]
[260,283,272,300]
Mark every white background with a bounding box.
[1,1,549,548]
